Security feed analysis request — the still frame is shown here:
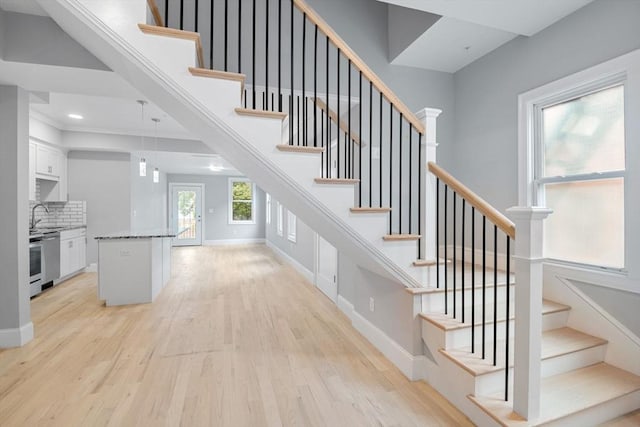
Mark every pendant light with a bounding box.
[137,100,148,177]
[152,117,160,184]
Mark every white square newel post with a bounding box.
[506,206,553,420]
[418,108,442,267]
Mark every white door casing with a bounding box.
[169,183,204,247]
[316,233,338,303]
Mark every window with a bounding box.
[276,202,283,236]
[287,210,297,243]
[534,82,625,269]
[266,193,271,225]
[228,178,256,224]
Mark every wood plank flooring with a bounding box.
[0,245,473,426]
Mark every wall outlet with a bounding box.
[369,297,375,312]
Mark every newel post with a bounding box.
[417,108,442,263]
[506,206,553,420]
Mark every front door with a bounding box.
[171,184,203,247]
[316,234,338,302]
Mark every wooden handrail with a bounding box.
[313,98,362,146]
[293,0,425,135]
[147,0,164,26]
[428,162,516,239]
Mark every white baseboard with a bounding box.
[337,295,427,381]
[266,240,314,284]
[84,263,98,273]
[0,322,34,348]
[204,238,266,246]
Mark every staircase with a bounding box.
[37,0,640,425]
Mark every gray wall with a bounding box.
[1,11,107,70]
[0,85,31,335]
[67,151,132,264]
[130,154,168,232]
[168,174,266,242]
[452,0,640,214]
[265,196,315,272]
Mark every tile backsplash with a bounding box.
[29,200,87,228]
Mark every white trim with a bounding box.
[266,240,314,284]
[204,238,265,246]
[545,261,639,295]
[84,263,98,273]
[228,177,256,225]
[336,295,427,381]
[265,193,271,225]
[0,322,34,348]
[168,182,205,246]
[286,210,297,243]
[276,202,283,237]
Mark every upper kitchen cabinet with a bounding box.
[29,143,37,201]
[35,144,61,180]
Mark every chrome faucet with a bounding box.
[30,203,49,230]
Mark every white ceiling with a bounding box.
[0,0,46,16]
[135,151,241,176]
[379,0,596,72]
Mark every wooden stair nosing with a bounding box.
[234,108,288,120]
[276,144,325,154]
[314,178,360,185]
[382,234,421,241]
[439,327,609,378]
[404,279,515,295]
[412,258,451,267]
[138,23,204,68]
[468,363,640,427]
[419,300,570,331]
[188,67,246,94]
[349,207,391,214]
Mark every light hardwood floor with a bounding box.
[0,245,473,427]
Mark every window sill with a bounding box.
[544,259,639,295]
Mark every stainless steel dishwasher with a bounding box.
[40,232,60,286]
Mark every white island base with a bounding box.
[97,236,172,306]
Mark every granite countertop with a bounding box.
[95,229,178,240]
[29,225,86,240]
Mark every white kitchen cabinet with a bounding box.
[29,143,36,201]
[35,144,61,180]
[60,228,87,278]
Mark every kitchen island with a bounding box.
[95,230,175,306]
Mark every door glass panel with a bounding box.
[177,190,197,240]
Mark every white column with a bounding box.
[0,86,33,347]
[417,108,442,263]
[506,206,552,420]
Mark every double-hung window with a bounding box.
[534,80,625,269]
[229,178,256,224]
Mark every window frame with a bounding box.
[228,178,256,225]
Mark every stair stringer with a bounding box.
[39,0,424,288]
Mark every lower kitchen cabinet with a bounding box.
[60,228,87,278]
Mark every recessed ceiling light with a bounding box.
[68,113,84,120]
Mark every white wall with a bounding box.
[168,174,265,243]
[67,151,131,264]
[130,154,167,232]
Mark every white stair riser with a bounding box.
[473,344,607,395]
[421,285,515,312]
[422,310,570,351]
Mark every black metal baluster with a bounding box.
[409,125,412,235]
[321,109,325,177]
[297,95,300,146]
[493,224,498,366]
[369,81,373,208]
[302,14,306,145]
[453,192,457,319]
[436,178,440,289]
[336,48,340,178]
[195,0,198,31]
[505,236,511,401]
[472,206,476,352]
[224,0,228,71]
[164,0,168,27]
[418,133,422,259]
[444,185,448,313]
[278,0,281,111]
[462,199,466,324]
[482,215,487,359]
[399,114,403,234]
[265,0,269,111]
[252,0,256,109]
[358,70,362,207]
[237,0,242,72]
[313,25,318,147]
[348,60,352,179]
[389,105,393,233]
[209,0,213,69]
[289,0,294,145]
[325,35,330,177]
[379,92,383,208]
[180,0,184,29]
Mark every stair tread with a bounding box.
[314,178,359,184]
[405,278,515,295]
[235,108,288,120]
[412,258,450,267]
[382,234,421,241]
[276,144,325,154]
[468,363,640,426]
[188,67,246,95]
[138,24,204,67]
[350,207,391,213]
[441,327,608,377]
[420,300,569,331]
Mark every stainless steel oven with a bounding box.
[29,240,44,297]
